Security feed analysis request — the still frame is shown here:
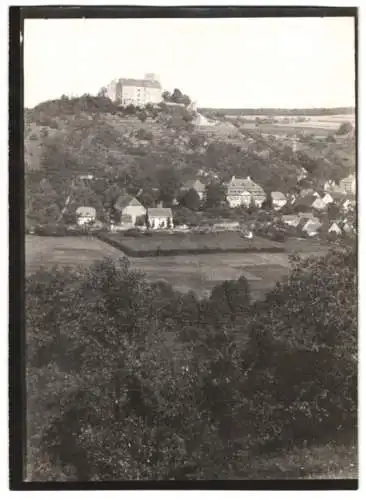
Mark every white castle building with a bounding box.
[104,73,162,107]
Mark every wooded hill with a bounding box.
[25,94,355,225]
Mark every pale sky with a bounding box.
[24,17,355,109]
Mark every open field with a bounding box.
[26,236,329,300]
[99,231,284,257]
[237,113,355,136]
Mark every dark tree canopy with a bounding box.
[204,182,227,209]
[178,188,201,211]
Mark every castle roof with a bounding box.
[119,78,161,89]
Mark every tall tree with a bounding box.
[204,182,227,209]
[178,188,201,211]
[157,168,181,206]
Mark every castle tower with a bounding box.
[145,73,160,82]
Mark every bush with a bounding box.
[136,128,153,141]
[244,247,357,449]
[336,122,353,136]
[124,227,142,237]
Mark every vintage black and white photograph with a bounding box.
[16,6,357,486]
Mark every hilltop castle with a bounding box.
[104,73,162,107]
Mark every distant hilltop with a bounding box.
[198,107,356,117]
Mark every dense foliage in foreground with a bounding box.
[26,246,357,480]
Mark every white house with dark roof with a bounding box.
[302,217,322,237]
[114,194,146,225]
[227,176,266,208]
[147,207,174,229]
[105,73,162,107]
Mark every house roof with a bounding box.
[329,222,342,232]
[330,191,347,201]
[271,191,287,200]
[303,218,322,233]
[228,176,265,198]
[119,78,161,89]
[114,194,144,211]
[147,208,173,218]
[295,194,317,208]
[282,215,301,225]
[322,193,334,201]
[76,206,96,217]
[312,198,327,209]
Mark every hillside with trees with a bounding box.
[25,94,355,226]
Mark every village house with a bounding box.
[180,179,206,200]
[282,215,301,228]
[343,220,355,233]
[271,191,287,211]
[76,206,96,226]
[227,189,252,208]
[322,193,334,206]
[339,174,356,195]
[312,197,328,212]
[328,222,342,235]
[302,217,322,237]
[226,176,266,208]
[114,194,146,225]
[147,207,174,229]
[342,198,356,212]
[104,73,162,107]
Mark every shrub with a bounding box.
[336,122,353,136]
[136,128,153,141]
[124,227,142,237]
